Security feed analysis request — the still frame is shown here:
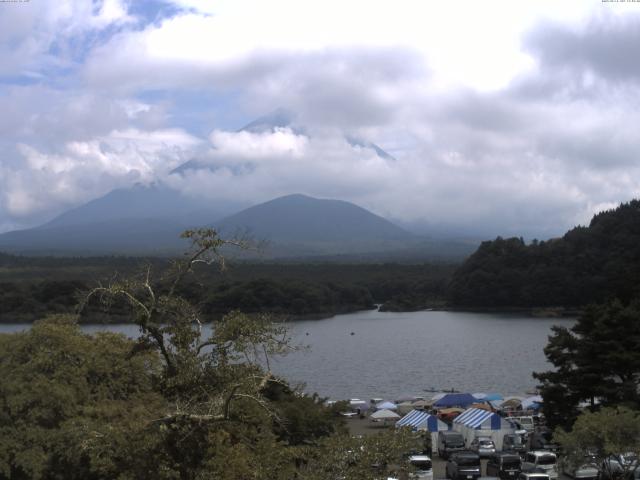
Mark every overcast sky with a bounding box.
[1,0,640,238]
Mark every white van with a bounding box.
[522,451,558,480]
[512,416,535,433]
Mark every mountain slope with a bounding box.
[42,183,227,229]
[216,194,412,245]
[0,184,239,255]
[0,218,189,255]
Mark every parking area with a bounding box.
[430,456,572,480]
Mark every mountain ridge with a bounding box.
[0,192,468,258]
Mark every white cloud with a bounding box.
[208,128,308,160]
[1,128,200,219]
[4,0,640,239]
[0,0,133,77]
[84,0,614,93]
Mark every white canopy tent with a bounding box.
[370,409,401,420]
[376,401,398,410]
[370,408,400,426]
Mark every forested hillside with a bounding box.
[448,200,640,308]
[0,255,455,322]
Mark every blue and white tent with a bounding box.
[396,410,449,432]
[397,409,449,454]
[452,408,517,450]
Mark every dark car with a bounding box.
[446,451,482,480]
[487,452,522,480]
[438,431,467,459]
[503,434,527,456]
[529,431,559,452]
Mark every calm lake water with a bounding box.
[0,310,573,401]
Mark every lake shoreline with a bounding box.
[0,304,581,324]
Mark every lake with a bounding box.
[0,309,573,401]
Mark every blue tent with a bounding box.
[396,410,449,432]
[483,393,504,402]
[433,393,477,408]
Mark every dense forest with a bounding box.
[4,199,639,320]
[448,200,640,308]
[0,255,455,322]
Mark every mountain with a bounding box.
[212,194,418,257]
[0,189,478,259]
[217,194,410,243]
[171,109,395,175]
[0,108,442,257]
[448,199,640,308]
[0,184,240,255]
[41,183,226,229]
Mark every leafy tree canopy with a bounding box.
[555,407,640,480]
[449,200,640,308]
[534,298,640,429]
[0,229,420,479]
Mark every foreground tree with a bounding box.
[0,315,165,479]
[0,228,418,479]
[299,429,423,480]
[534,298,640,429]
[555,407,640,480]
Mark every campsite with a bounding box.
[340,391,571,479]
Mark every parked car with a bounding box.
[503,434,527,456]
[486,452,522,479]
[407,454,433,480]
[438,431,467,459]
[511,416,535,433]
[601,453,639,480]
[529,431,559,452]
[470,437,497,458]
[518,473,550,480]
[446,452,482,480]
[522,451,558,480]
[560,460,600,480]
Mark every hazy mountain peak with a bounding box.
[239,108,298,134]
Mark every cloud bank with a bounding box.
[1,0,640,238]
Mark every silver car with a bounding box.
[560,455,599,480]
[470,437,497,458]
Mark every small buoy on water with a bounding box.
[305,332,309,336]
[350,332,355,336]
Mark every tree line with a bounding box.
[448,200,640,308]
[0,260,455,322]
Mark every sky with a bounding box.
[1,0,640,238]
